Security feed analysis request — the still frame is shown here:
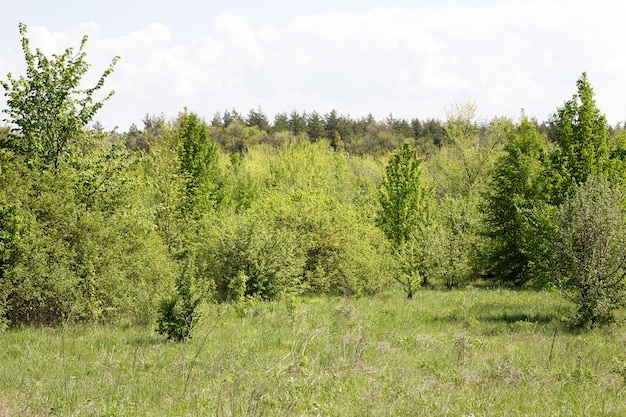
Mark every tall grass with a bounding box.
[1,288,625,416]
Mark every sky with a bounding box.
[1,0,626,131]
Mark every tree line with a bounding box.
[126,106,449,157]
[1,24,626,338]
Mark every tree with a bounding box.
[483,116,551,286]
[549,72,609,202]
[306,111,326,141]
[540,176,626,328]
[271,112,289,133]
[377,143,430,298]
[0,23,119,169]
[246,107,270,132]
[288,110,307,136]
[176,110,223,212]
[433,101,504,198]
[155,110,224,340]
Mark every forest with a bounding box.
[2,23,626,341]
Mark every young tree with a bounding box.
[0,23,119,169]
[176,110,223,212]
[155,110,225,340]
[433,101,505,198]
[288,110,307,136]
[541,176,626,328]
[377,143,430,298]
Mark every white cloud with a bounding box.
[3,0,626,130]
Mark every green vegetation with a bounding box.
[2,23,626,415]
[377,143,431,298]
[1,289,625,416]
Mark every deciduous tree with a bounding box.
[0,23,119,169]
[377,143,430,298]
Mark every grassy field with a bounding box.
[1,288,625,416]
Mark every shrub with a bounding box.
[539,176,626,328]
[201,190,392,301]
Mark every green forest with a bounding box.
[2,23,626,339]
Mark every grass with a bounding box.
[1,287,625,416]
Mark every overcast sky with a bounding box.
[1,0,626,131]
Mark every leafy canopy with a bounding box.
[0,23,119,168]
[377,143,429,249]
[549,72,609,201]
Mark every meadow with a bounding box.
[2,288,625,416]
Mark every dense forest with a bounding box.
[2,24,626,339]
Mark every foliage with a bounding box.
[0,23,119,169]
[149,112,225,340]
[425,196,480,289]
[429,102,508,199]
[5,21,626,339]
[176,110,224,213]
[482,117,551,286]
[0,26,172,328]
[204,190,392,301]
[537,176,626,328]
[377,143,429,248]
[549,72,610,202]
[210,119,266,153]
[0,150,175,326]
[377,143,431,297]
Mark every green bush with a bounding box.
[537,176,626,328]
[0,154,176,327]
[201,190,392,301]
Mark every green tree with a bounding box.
[306,111,326,142]
[377,143,430,298]
[483,117,551,286]
[211,119,264,153]
[153,111,225,340]
[271,112,289,133]
[540,176,626,328]
[176,110,223,212]
[288,110,307,135]
[0,23,174,328]
[246,107,270,132]
[433,101,505,198]
[0,23,119,169]
[550,72,609,202]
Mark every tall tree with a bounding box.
[434,101,502,198]
[246,107,270,132]
[288,110,307,136]
[0,23,119,169]
[483,116,551,286]
[271,112,289,133]
[550,72,610,202]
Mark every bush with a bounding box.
[0,153,176,327]
[201,190,392,301]
[538,176,626,328]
